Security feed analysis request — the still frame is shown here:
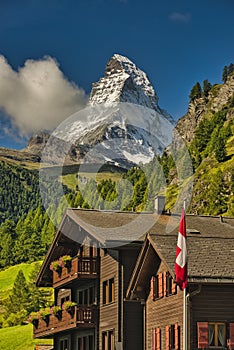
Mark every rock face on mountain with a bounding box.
[48,54,174,167]
[176,74,234,143]
[26,132,50,154]
[90,54,159,110]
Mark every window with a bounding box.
[59,338,69,350]
[79,246,84,257]
[102,330,114,350]
[77,335,94,350]
[89,286,95,305]
[151,272,177,300]
[197,322,228,348]
[78,286,96,305]
[165,272,177,296]
[151,273,163,300]
[152,328,161,350]
[209,323,226,347]
[166,324,180,350]
[103,278,115,304]
[84,289,88,305]
[89,244,96,257]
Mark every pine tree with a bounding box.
[189,82,202,101]
[203,79,212,97]
[228,63,234,76]
[222,65,228,82]
[27,263,53,313]
[0,220,17,267]
[214,132,227,163]
[5,270,30,315]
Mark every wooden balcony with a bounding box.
[53,257,99,288]
[34,306,97,338]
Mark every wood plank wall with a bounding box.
[146,261,183,350]
[190,283,234,349]
[99,249,119,348]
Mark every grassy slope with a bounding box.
[0,324,53,350]
[62,170,124,191]
[0,262,53,350]
[0,262,42,299]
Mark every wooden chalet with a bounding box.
[35,208,148,350]
[126,214,234,350]
[34,201,234,350]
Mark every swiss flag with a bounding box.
[175,208,188,290]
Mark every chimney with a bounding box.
[154,195,165,214]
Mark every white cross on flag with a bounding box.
[175,208,188,290]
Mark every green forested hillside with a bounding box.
[0,160,73,268]
[0,162,40,224]
[165,78,234,215]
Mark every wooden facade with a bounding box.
[189,284,234,349]
[127,223,234,350]
[35,209,143,350]
[146,261,184,350]
[35,209,234,350]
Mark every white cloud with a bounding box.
[0,55,88,136]
[169,12,191,23]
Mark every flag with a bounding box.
[175,208,188,290]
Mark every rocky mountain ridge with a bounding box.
[90,54,160,110]
[176,73,234,143]
[46,54,174,167]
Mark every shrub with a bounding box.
[49,260,62,272]
[59,255,72,268]
[39,307,51,320]
[50,305,62,318]
[62,301,77,312]
[28,311,40,327]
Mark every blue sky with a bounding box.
[0,0,233,149]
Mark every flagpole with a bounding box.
[183,288,187,350]
[183,200,187,350]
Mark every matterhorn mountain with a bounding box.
[90,54,160,110]
[41,54,175,167]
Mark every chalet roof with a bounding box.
[126,214,234,299]
[67,209,234,242]
[37,208,234,287]
[149,233,234,280]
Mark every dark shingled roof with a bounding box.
[68,209,234,280]
[150,234,234,280]
[69,208,234,240]
[37,209,234,286]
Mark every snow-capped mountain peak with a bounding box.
[89,53,159,110]
[47,54,174,167]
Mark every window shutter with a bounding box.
[164,272,168,297]
[156,328,161,350]
[166,325,170,350]
[172,278,177,294]
[174,323,180,350]
[228,323,234,349]
[158,273,163,298]
[197,322,209,349]
[151,276,156,300]
[152,328,156,350]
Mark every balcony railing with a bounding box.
[53,257,99,288]
[34,306,97,338]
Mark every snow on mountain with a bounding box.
[90,54,160,110]
[47,54,175,167]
